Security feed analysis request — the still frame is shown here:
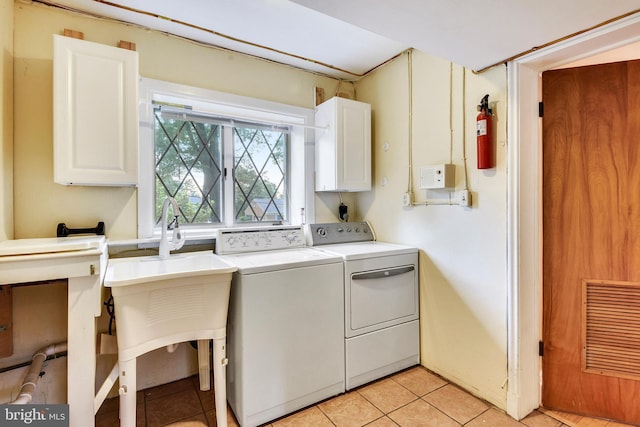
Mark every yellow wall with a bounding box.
[7,1,511,410]
[0,0,13,241]
[5,0,350,396]
[355,51,509,408]
[12,1,346,240]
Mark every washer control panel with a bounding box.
[306,222,374,246]
[216,226,305,254]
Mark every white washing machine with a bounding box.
[216,226,345,427]
[307,222,420,390]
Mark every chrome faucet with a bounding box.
[159,197,185,259]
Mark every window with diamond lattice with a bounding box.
[233,127,287,223]
[153,109,288,226]
[154,111,223,226]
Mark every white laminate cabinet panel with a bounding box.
[315,97,371,192]
[54,35,138,186]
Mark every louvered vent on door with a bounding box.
[583,280,640,380]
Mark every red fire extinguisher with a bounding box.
[476,94,493,169]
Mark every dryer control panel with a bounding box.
[216,226,305,254]
[306,222,374,246]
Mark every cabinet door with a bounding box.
[337,99,371,191]
[315,97,371,192]
[53,35,138,186]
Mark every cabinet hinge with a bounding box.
[538,102,544,118]
[539,341,544,357]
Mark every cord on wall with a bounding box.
[461,67,470,192]
[449,62,454,165]
[448,62,454,205]
[406,49,414,197]
[407,60,470,208]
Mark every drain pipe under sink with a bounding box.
[9,342,68,404]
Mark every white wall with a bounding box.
[0,0,13,241]
[355,50,509,408]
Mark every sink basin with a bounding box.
[104,251,237,287]
[104,250,238,362]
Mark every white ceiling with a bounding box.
[45,0,640,79]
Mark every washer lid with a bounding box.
[218,247,341,274]
[312,241,417,260]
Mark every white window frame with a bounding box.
[138,78,315,239]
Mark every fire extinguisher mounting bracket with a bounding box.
[477,94,492,115]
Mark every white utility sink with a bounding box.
[104,251,236,287]
[103,250,237,359]
[104,250,237,427]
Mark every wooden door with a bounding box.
[542,60,640,424]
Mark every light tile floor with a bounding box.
[95,365,637,427]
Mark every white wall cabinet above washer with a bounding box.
[53,34,139,186]
[315,97,371,192]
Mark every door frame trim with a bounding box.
[506,12,640,420]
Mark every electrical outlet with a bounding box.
[402,192,413,207]
[339,203,349,221]
[459,190,471,207]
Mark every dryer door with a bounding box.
[346,253,418,337]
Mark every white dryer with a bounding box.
[216,226,344,427]
[307,222,420,389]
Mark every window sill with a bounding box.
[107,232,217,259]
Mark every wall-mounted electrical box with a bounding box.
[419,164,455,189]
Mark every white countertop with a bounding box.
[0,235,106,257]
[0,236,107,285]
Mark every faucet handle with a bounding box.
[167,216,178,230]
[171,218,186,251]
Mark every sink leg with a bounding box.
[197,340,211,391]
[118,358,137,427]
[213,338,228,427]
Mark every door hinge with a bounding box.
[539,340,544,357]
[538,102,544,118]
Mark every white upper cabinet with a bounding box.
[53,35,139,186]
[315,97,371,192]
